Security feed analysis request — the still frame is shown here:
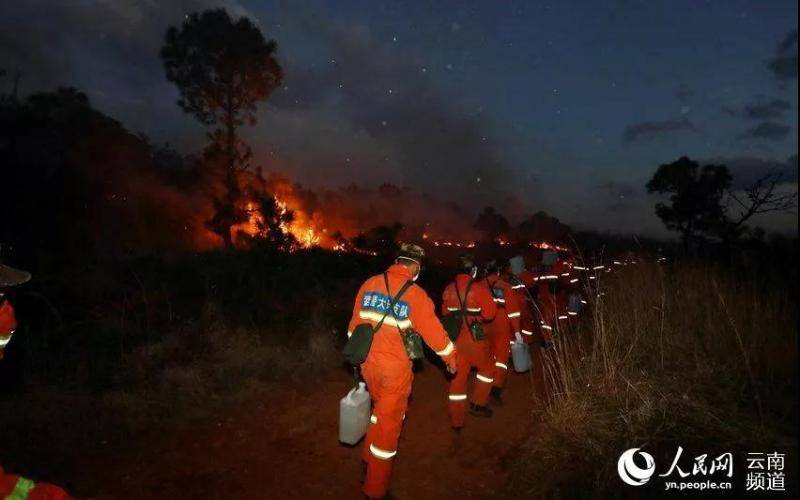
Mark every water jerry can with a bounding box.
[339,381,371,445]
[509,255,526,276]
[511,341,531,373]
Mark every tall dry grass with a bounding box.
[507,262,797,498]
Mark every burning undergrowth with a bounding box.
[0,87,574,268]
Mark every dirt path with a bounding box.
[74,358,545,499]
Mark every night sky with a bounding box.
[1,0,797,237]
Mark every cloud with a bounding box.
[721,106,738,118]
[0,1,251,92]
[738,121,792,142]
[703,154,798,189]
[743,98,791,120]
[675,83,693,102]
[599,181,639,212]
[767,30,798,81]
[261,4,517,207]
[0,0,521,213]
[622,117,697,144]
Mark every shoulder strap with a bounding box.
[456,278,474,310]
[454,276,475,331]
[373,272,413,332]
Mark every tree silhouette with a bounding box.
[474,206,509,243]
[352,223,403,255]
[646,156,731,250]
[255,194,298,251]
[161,8,283,247]
[719,170,798,244]
[517,211,571,243]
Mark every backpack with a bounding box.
[343,273,413,366]
[441,278,486,342]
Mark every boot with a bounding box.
[469,403,493,418]
[365,492,395,500]
[490,386,503,406]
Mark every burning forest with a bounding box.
[0,2,797,500]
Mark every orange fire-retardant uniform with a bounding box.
[507,272,539,344]
[0,467,68,500]
[347,264,456,499]
[441,274,497,428]
[484,275,521,389]
[2,303,69,499]
[0,298,17,360]
[536,260,574,335]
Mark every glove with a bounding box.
[444,351,458,374]
[514,332,524,344]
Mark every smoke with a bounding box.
[261,2,518,211]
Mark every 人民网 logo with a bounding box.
[617,448,656,486]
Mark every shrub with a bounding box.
[505,262,797,497]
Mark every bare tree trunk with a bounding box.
[222,83,238,248]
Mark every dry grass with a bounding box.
[506,262,797,498]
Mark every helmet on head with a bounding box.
[509,255,525,276]
[542,250,558,266]
[458,253,477,273]
[397,242,425,266]
[0,263,31,289]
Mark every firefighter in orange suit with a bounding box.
[0,467,68,500]
[1,263,69,499]
[483,259,522,405]
[506,257,545,347]
[441,254,497,429]
[347,243,458,500]
[0,263,31,360]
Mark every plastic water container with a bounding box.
[568,292,583,313]
[509,255,526,276]
[339,381,371,445]
[511,341,531,373]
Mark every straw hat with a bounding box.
[0,263,31,287]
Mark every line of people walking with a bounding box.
[345,242,611,499]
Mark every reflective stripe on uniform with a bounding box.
[558,315,569,320]
[541,324,553,331]
[369,444,397,460]
[359,310,412,330]
[346,330,353,339]
[449,394,468,401]
[476,373,494,383]
[581,300,588,304]
[568,311,578,316]
[0,333,12,347]
[573,266,587,270]
[495,361,508,370]
[446,307,460,312]
[593,265,605,270]
[570,278,579,283]
[561,273,570,277]
[521,329,534,336]
[8,476,36,500]
[512,284,525,289]
[435,341,455,356]
[493,298,506,304]
[506,311,521,318]
[370,414,378,424]
[466,307,481,313]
